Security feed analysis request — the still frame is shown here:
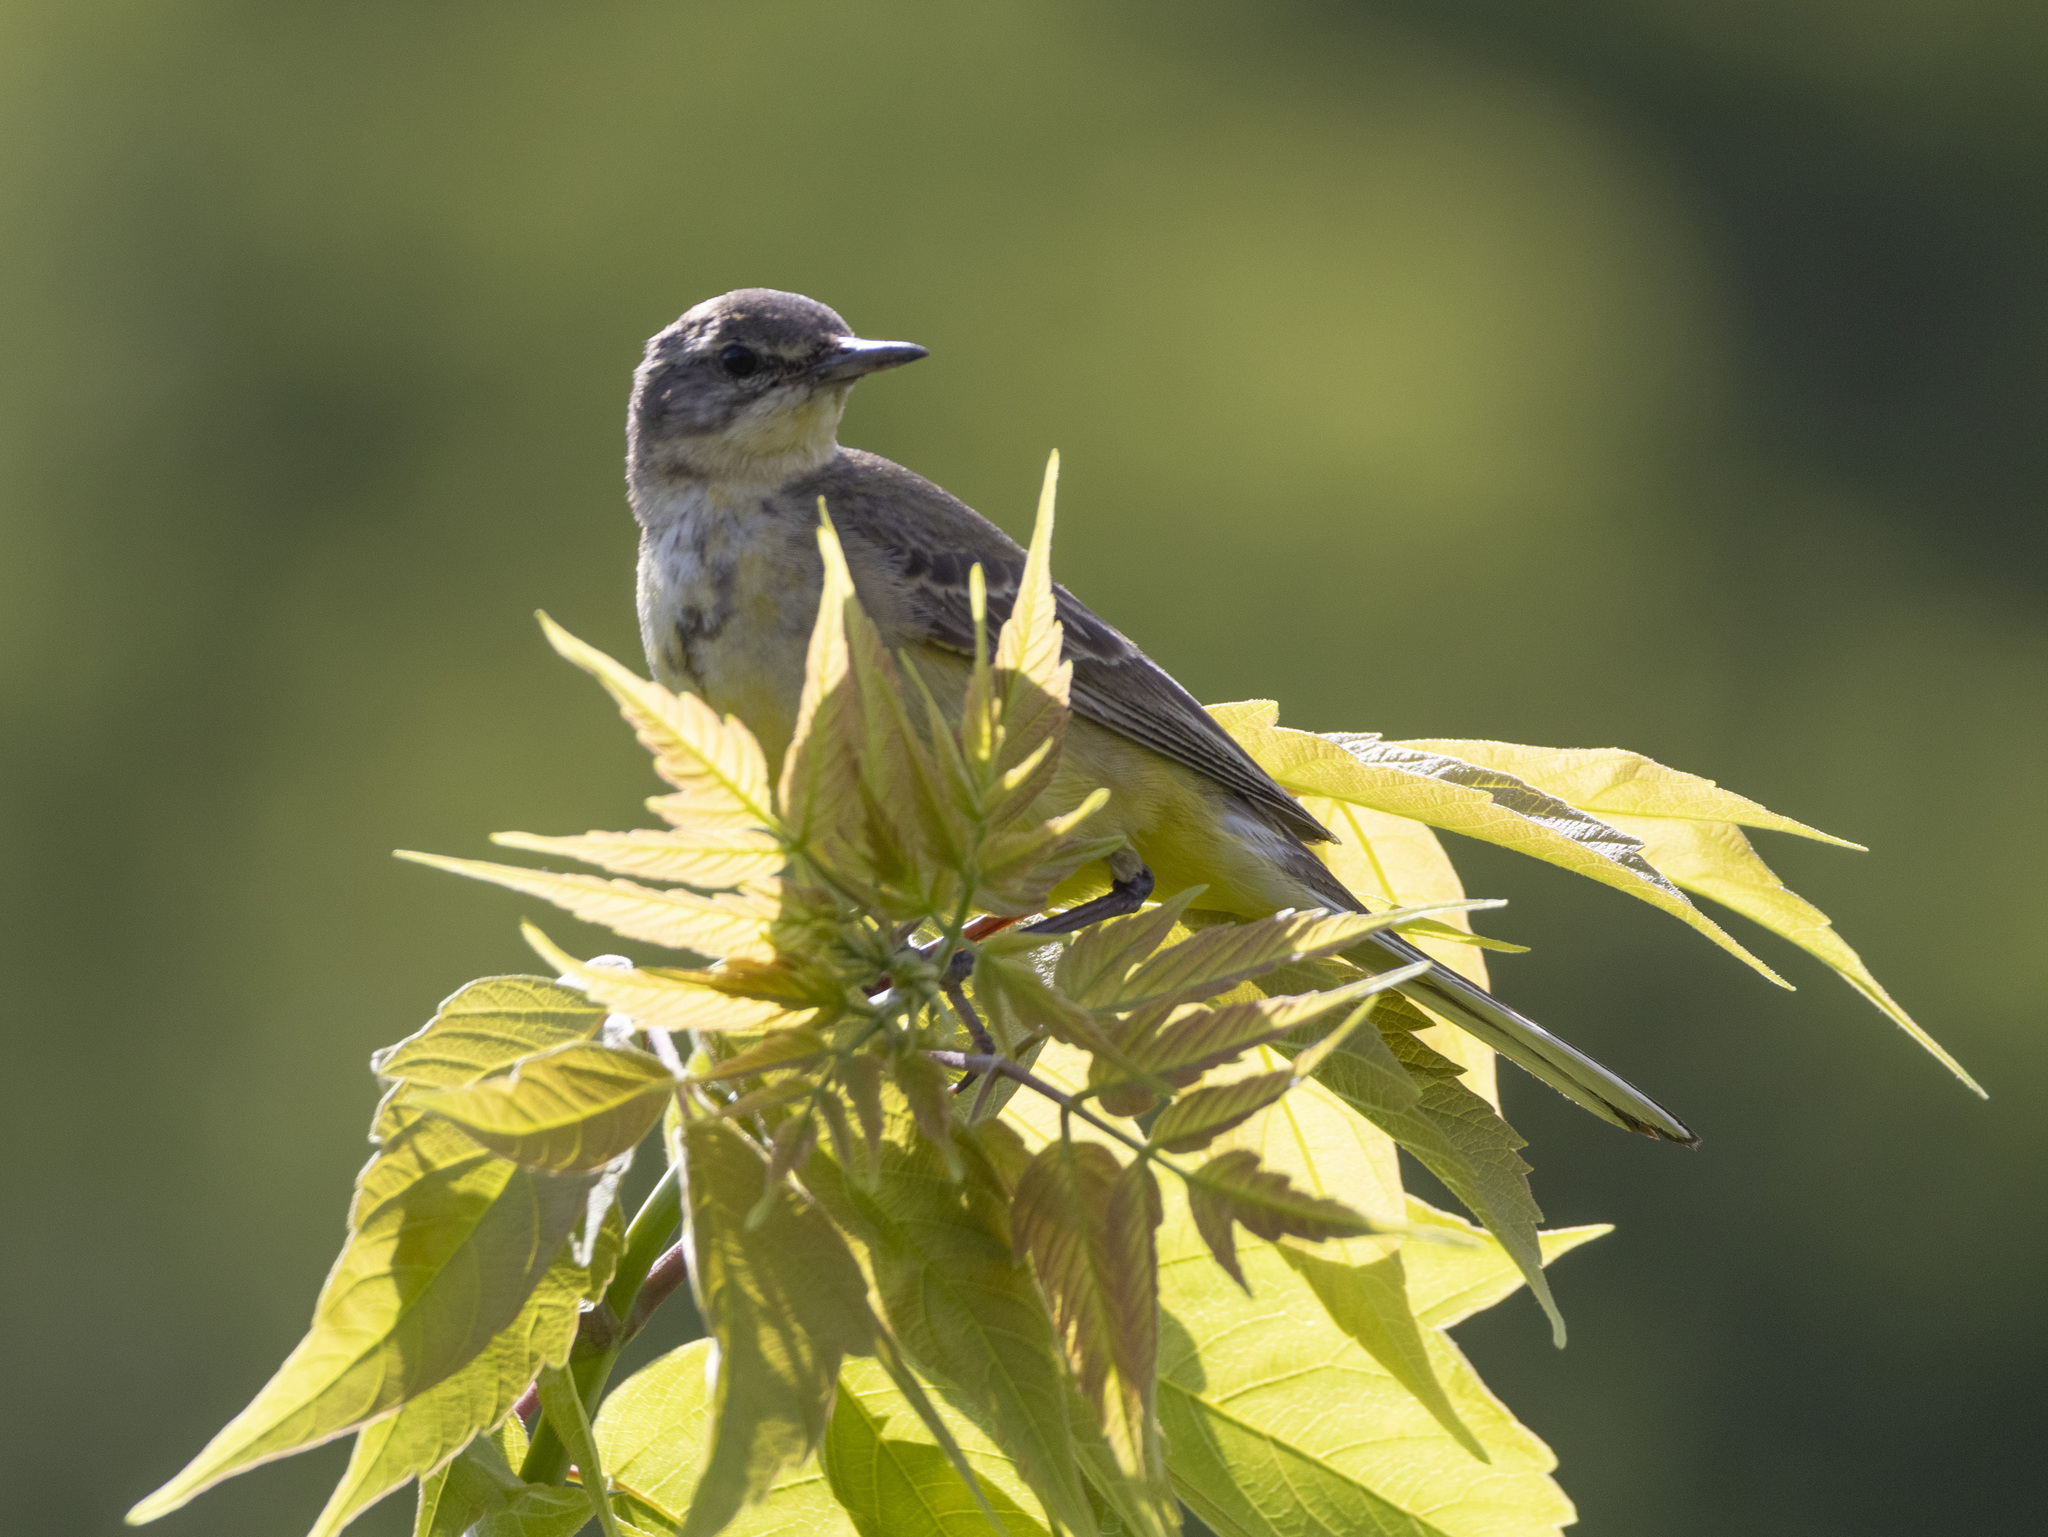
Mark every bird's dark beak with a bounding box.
[812,336,929,382]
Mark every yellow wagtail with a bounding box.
[625,288,1693,1144]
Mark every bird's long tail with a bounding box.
[1346,927,1698,1146]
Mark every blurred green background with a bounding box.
[5,2,2043,1532]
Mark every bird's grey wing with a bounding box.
[907,549,1333,847]
[811,448,1332,846]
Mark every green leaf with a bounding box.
[1126,973,1405,1089]
[689,1029,829,1083]
[413,1428,591,1537]
[1397,1197,1611,1332]
[1053,889,1201,1009]
[1157,1179,1579,1537]
[537,612,778,836]
[800,1133,1098,1537]
[523,924,811,1035]
[129,1108,594,1523]
[1009,1144,1170,1525]
[1212,706,1785,986]
[373,975,607,1089]
[1101,904,1485,1014]
[395,851,778,961]
[1148,1073,1293,1155]
[1303,1026,1565,1346]
[593,1339,859,1537]
[308,1206,622,1537]
[1182,1149,1380,1290]
[823,1356,1054,1537]
[679,1120,875,1537]
[492,827,783,892]
[412,1040,673,1172]
[1407,737,1982,1095]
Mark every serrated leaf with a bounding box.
[1127,974,1404,1089]
[1053,889,1201,1009]
[412,1041,673,1172]
[823,1355,1053,1537]
[1398,1197,1611,1331]
[689,1029,829,1083]
[524,925,811,1035]
[1407,738,1981,1095]
[1157,1179,1578,1537]
[493,828,783,892]
[1010,1144,1168,1519]
[538,613,776,834]
[373,976,607,1090]
[1148,1073,1295,1155]
[1304,1026,1565,1346]
[593,1339,858,1537]
[1183,1148,1381,1290]
[679,1120,875,1537]
[130,1110,594,1523]
[397,852,777,960]
[413,1427,592,1537]
[970,931,1120,1061]
[1212,708,1786,986]
[777,516,868,849]
[799,1135,1097,1537]
[307,1207,622,1537]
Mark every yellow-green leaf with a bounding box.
[493,828,783,893]
[1405,739,1981,1095]
[396,852,777,960]
[1211,706,1785,986]
[372,976,607,1090]
[679,1120,875,1537]
[523,925,810,1035]
[538,613,777,833]
[593,1339,859,1537]
[1157,1180,1578,1537]
[307,1207,621,1537]
[822,1356,1053,1537]
[129,1110,594,1523]
[412,1041,674,1172]
[414,1426,592,1537]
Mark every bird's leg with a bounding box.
[1020,851,1155,937]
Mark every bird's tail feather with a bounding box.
[1347,930,1699,1147]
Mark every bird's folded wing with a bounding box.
[907,551,1333,846]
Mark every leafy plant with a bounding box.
[129,463,1972,1537]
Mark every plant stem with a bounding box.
[926,1049,1165,1166]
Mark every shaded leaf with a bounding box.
[823,1355,1054,1537]
[593,1339,858,1537]
[413,1431,591,1537]
[799,1135,1097,1537]
[535,1364,624,1537]
[1148,1073,1294,1155]
[1183,1148,1380,1291]
[1053,889,1201,1010]
[679,1120,875,1537]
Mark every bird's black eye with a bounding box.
[718,343,760,378]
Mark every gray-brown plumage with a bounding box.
[624,288,1694,1144]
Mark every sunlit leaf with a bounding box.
[373,976,607,1090]
[129,1109,594,1522]
[536,1363,624,1537]
[678,1120,875,1537]
[493,828,783,892]
[593,1339,858,1537]
[1398,1197,1611,1332]
[412,1040,673,1172]
[1405,738,1982,1094]
[1157,1178,1579,1537]
[413,1430,592,1537]
[539,613,777,834]
[1210,704,1785,986]
[306,1207,621,1537]
[520,924,807,1037]
[396,852,777,960]
[823,1355,1053,1537]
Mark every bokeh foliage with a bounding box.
[4,3,2043,1535]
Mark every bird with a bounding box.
[625,287,1694,1145]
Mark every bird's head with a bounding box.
[628,289,927,486]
